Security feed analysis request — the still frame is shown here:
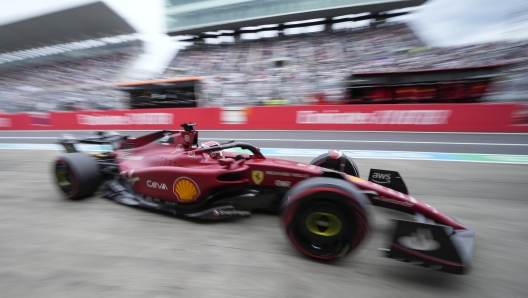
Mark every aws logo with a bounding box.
[173,177,201,202]
[372,172,391,184]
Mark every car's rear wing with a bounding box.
[58,131,129,153]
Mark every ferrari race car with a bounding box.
[53,123,475,274]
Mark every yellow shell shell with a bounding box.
[174,178,199,201]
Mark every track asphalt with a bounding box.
[0,131,527,297]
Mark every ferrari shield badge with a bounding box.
[252,171,264,185]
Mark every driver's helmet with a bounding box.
[201,141,224,159]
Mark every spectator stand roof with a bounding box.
[0,1,136,54]
[167,0,427,36]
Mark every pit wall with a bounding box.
[1,103,528,132]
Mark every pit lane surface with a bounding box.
[0,130,527,154]
[1,150,527,298]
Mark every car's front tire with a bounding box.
[280,177,370,260]
[54,153,101,200]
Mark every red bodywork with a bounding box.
[111,129,467,231]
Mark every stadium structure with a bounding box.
[0,1,138,62]
[0,0,526,113]
[166,0,427,39]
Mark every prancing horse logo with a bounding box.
[252,171,264,185]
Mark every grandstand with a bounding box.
[0,44,142,113]
[162,21,528,106]
[0,0,527,112]
[0,2,142,113]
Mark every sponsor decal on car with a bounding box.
[147,180,168,190]
[173,177,200,202]
[142,195,177,206]
[188,151,195,157]
[212,210,251,217]
[371,172,391,184]
[184,135,190,142]
[347,175,366,183]
[397,229,441,251]
[252,170,264,185]
[274,180,291,187]
[372,196,414,208]
[265,171,310,178]
[117,154,144,160]
[297,163,316,169]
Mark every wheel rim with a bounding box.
[305,212,342,237]
[289,202,352,258]
[55,159,76,195]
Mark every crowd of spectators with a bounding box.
[0,21,527,112]
[163,22,528,106]
[0,46,141,113]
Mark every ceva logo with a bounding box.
[147,180,168,190]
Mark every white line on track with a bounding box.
[201,138,528,146]
[1,136,527,146]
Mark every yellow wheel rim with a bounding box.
[305,212,342,237]
[56,171,70,187]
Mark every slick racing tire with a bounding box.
[54,153,101,200]
[280,177,370,260]
[310,152,360,177]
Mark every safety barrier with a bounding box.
[1,103,528,132]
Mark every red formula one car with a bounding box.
[53,123,475,274]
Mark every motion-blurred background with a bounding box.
[0,0,527,113]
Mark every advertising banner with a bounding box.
[243,103,528,132]
[1,103,527,132]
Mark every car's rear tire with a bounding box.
[54,153,101,200]
[310,152,360,177]
[280,177,370,260]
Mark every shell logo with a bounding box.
[173,177,201,202]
